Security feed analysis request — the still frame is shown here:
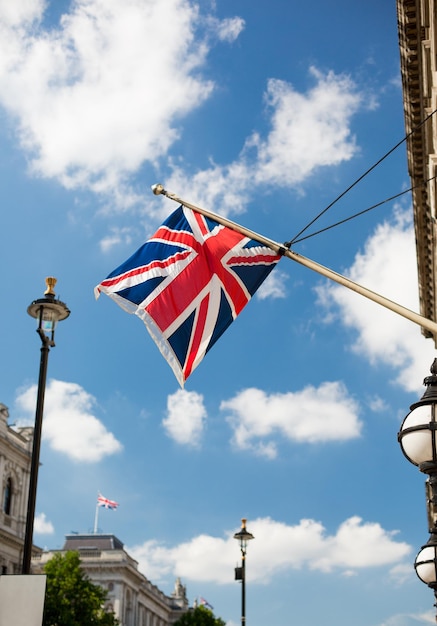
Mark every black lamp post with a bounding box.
[234,518,254,626]
[398,358,437,615]
[22,277,70,574]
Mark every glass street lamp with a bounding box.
[414,532,437,615]
[398,358,437,471]
[415,535,437,587]
[399,358,437,532]
[22,278,70,574]
[398,359,437,615]
[234,519,254,626]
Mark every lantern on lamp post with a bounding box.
[234,519,254,626]
[22,277,70,574]
[398,358,437,614]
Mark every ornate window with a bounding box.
[125,589,133,626]
[3,477,12,515]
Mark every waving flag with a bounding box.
[95,206,281,386]
[200,597,214,610]
[97,493,119,510]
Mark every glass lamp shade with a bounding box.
[398,404,437,467]
[27,279,70,342]
[233,519,254,551]
[40,305,62,332]
[415,543,437,586]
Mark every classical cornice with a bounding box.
[397,0,437,341]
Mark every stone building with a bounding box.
[0,398,189,624]
[33,533,189,626]
[397,0,437,341]
[0,402,34,574]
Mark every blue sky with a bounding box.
[1,1,436,625]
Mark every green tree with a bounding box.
[174,604,226,626]
[43,551,119,626]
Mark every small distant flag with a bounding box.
[200,597,214,610]
[95,205,281,386]
[97,493,119,510]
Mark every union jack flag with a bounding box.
[95,206,281,386]
[200,597,214,610]
[97,493,119,510]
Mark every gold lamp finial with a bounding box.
[44,277,57,296]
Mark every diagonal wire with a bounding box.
[284,108,437,248]
[291,175,437,244]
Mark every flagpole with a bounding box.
[94,496,99,534]
[152,184,437,338]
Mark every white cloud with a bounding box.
[413,614,436,625]
[162,389,207,447]
[316,208,436,392]
[221,383,361,458]
[252,68,363,186]
[163,160,253,219]
[99,226,133,253]
[165,67,367,218]
[0,0,243,195]
[388,562,414,585]
[0,0,371,223]
[0,0,45,27]
[15,378,122,462]
[34,512,54,535]
[128,515,411,584]
[210,16,245,42]
[368,395,388,412]
[379,612,436,626]
[256,269,287,300]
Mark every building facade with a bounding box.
[397,0,437,342]
[0,400,189,624]
[33,533,189,626]
[0,402,34,574]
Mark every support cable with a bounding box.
[292,175,437,244]
[284,108,437,248]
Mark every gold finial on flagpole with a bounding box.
[151,183,165,195]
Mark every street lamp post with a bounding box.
[234,519,254,626]
[22,278,70,575]
[398,358,437,615]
